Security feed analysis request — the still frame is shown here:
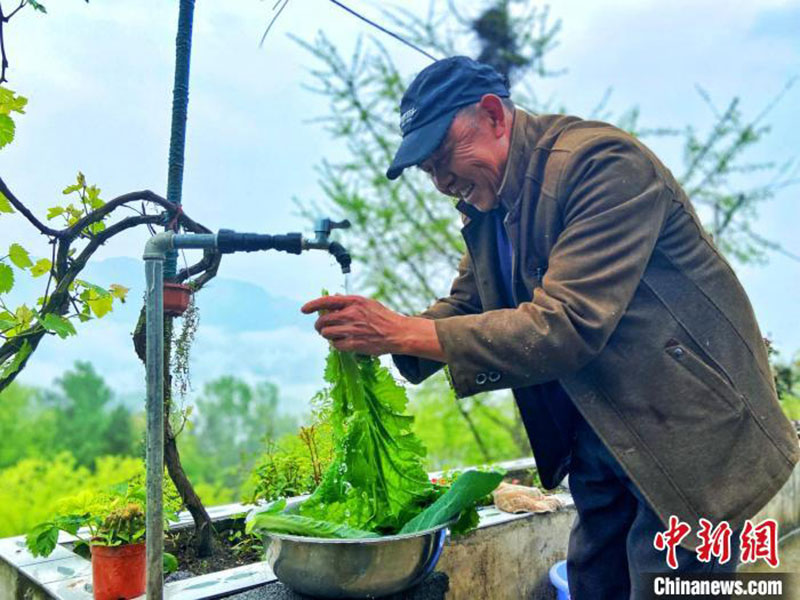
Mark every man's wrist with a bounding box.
[394,316,445,362]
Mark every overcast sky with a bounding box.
[2,0,798,406]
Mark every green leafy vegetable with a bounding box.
[248,511,379,539]
[399,470,504,535]
[250,324,503,540]
[298,348,434,533]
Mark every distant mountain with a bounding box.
[11,256,326,417]
[78,256,308,331]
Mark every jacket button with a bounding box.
[672,347,684,358]
[488,371,501,383]
[475,373,488,385]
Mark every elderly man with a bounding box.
[302,56,799,597]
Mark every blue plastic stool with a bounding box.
[549,560,571,600]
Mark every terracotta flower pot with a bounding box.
[163,283,193,316]
[91,542,146,600]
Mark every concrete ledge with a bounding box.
[438,496,575,600]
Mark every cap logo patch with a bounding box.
[400,107,417,130]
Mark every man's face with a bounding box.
[417,100,511,212]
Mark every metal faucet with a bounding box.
[304,218,352,274]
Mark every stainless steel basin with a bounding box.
[263,520,450,598]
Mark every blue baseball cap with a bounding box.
[386,56,510,180]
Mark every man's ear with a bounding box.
[479,94,508,137]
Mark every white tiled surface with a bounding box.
[20,554,92,584]
[0,535,74,568]
[154,562,275,600]
[44,574,93,600]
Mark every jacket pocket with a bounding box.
[664,341,745,414]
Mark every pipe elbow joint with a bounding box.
[143,232,175,260]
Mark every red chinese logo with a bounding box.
[654,517,780,569]
[696,518,732,564]
[739,518,779,568]
[653,515,692,569]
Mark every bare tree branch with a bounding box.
[0,177,62,236]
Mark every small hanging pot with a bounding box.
[163,283,193,316]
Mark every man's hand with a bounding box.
[301,295,445,361]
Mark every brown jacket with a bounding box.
[393,108,799,551]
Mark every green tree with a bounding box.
[0,381,57,467]
[769,349,800,421]
[38,361,137,466]
[104,403,137,457]
[0,452,143,538]
[408,374,521,469]
[179,376,297,491]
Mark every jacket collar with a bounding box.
[497,107,539,214]
[455,107,539,221]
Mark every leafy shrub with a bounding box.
[244,423,333,503]
[0,453,162,538]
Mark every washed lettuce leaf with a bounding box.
[298,349,434,532]
[247,511,379,539]
[399,470,504,535]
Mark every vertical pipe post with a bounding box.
[165,0,196,280]
[145,257,165,599]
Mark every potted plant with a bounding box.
[26,479,178,600]
[163,282,194,316]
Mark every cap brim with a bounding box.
[386,109,459,180]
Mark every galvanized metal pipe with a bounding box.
[143,233,173,600]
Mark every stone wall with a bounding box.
[437,501,575,600]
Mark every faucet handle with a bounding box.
[329,218,351,231]
[314,217,351,239]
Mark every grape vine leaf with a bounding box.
[46,206,65,220]
[0,87,28,115]
[109,284,129,301]
[8,243,32,269]
[1,340,32,378]
[0,191,14,214]
[0,115,14,149]
[0,263,13,294]
[87,294,113,318]
[30,259,52,278]
[42,313,77,339]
